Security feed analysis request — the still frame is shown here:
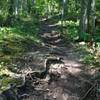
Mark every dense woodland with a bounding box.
[0,0,100,100]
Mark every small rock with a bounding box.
[61,75,66,79]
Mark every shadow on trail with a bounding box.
[11,17,95,100]
[34,17,95,100]
[1,16,96,100]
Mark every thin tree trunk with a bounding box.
[15,0,19,16]
[91,0,96,35]
[61,0,68,34]
[79,0,89,40]
[7,0,14,26]
[32,0,35,5]
[87,0,96,46]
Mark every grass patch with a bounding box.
[0,17,42,69]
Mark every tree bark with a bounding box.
[79,0,96,43]
[90,0,96,35]
[7,0,14,26]
[79,0,89,39]
[15,0,19,16]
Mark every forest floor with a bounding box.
[0,18,97,100]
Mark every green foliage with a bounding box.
[79,43,100,68]
[93,28,100,42]
[0,15,42,91]
[68,0,81,16]
[59,20,79,40]
[96,0,100,17]
[80,32,92,41]
[0,16,42,70]
[83,54,95,65]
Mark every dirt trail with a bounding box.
[35,18,94,100]
[4,19,95,100]
[15,21,94,100]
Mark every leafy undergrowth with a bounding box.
[58,20,79,41]
[75,42,100,68]
[0,17,41,57]
[60,20,100,42]
[0,17,42,91]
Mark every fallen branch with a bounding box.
[80,82,97,100]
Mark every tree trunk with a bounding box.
[27,0,32,14]
[90,0,96,35]
[87,0,96,46]
[7,0,14,26]
[79,0,89,40]
[15,0,19,16]
[79,0,96,43]
[61,0,67,27]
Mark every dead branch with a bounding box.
[80,82,97,100]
